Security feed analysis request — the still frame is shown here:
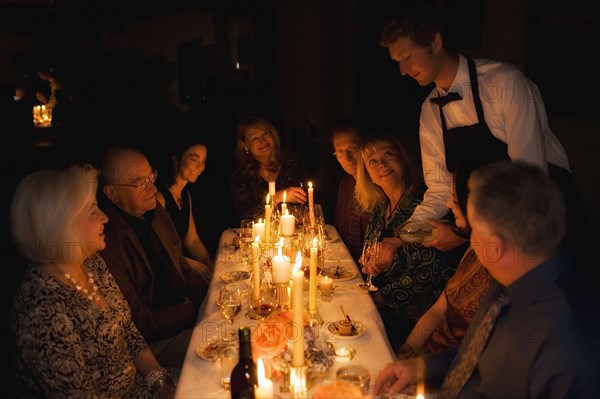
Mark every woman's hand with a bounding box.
[360,237,402,276]
[280,187,307,204]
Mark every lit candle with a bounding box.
[256,358,274,399]
[264,194,272,243]
[291,253,305,367]
[272,239,291,283]
[252,237,261,300]
[253,218,265,239]
[308,181,315,227]
[281,190,288,214]
[280,209,295,237]
[319,275,333,294]
[416,377,425,399]
[308,237,318,313]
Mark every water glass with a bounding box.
[219,345,238,391]
[336,364,371,395]
[239,219,255,265]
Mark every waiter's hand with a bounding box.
[422,218,467,251]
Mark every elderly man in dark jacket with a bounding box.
[98,146,208,380]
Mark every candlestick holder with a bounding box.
[290,365,307,398]
[307,305,323,326]
[275,282,290,311]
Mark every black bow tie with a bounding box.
[430,92,463,107]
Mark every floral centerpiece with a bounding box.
[252,311,334,383]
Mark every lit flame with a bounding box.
[416,376,425,399]
[266,194,270,205]
[254,235,261,243]
[283,190,287,203]
[278,238,284,256]
[308,181,313,189]
[312,237,318,248]
[257,357,266,384]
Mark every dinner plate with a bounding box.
[220,270,251,284]
[324,225,339,243]
[195,339,222,361]
[324,320,367,339]
[321,265,358,282]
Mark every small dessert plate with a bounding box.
[220,270,251,284]
[195,339,222,361]
[321,265,358,282]
[324,320,367,339]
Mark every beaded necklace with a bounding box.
[64,270,101,302]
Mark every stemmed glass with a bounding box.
[247,282,276,320]
[359,240,380,292]
[219,286,242,324]
[239,219,255,267]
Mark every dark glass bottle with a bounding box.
[230,326,257,399]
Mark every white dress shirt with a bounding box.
[412,54,570,221]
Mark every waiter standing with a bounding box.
[378,3,584,256]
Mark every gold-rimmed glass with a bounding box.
[110,169,158,191]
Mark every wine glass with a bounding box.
[248,282,276,320]
[219,285,242,324]
[239,219,255,267]
[359,240,380,292]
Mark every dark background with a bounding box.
[2,0,599,394]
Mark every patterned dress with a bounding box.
[10,252,152,398]
[425,247,491,353]
[230,154,307,221]
[366,183,464,348]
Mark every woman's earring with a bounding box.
[244,147,249,154]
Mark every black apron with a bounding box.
[435,57,509,174]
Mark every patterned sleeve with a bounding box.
[90,253,150,359]
[230,167,266,220]
[13,295,101,397]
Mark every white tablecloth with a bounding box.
[175,225,396,398]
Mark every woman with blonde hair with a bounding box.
[355,134,464,351]
[231,115,308,221]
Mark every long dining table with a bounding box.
[175,225,396,398]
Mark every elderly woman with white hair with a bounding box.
[9,164,175,398]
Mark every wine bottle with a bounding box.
[230,326,257,399]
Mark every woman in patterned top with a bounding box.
[395,164,491,359]
[9,164,174,398]
[355,134,465,351]
[230,115,308,221]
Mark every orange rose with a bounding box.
[251,314,290,378]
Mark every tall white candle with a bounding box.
[291,253,305,367]
[308,238,318,313]
[269,181,276,197]
[308,181,315,227]
[256,358,274,399]
[272,240,291,283]
[264,194,272,243]
[280,209,295,237]
[252,238,260,300]
[253,218,265,239]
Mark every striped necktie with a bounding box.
[439,289,510,398]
